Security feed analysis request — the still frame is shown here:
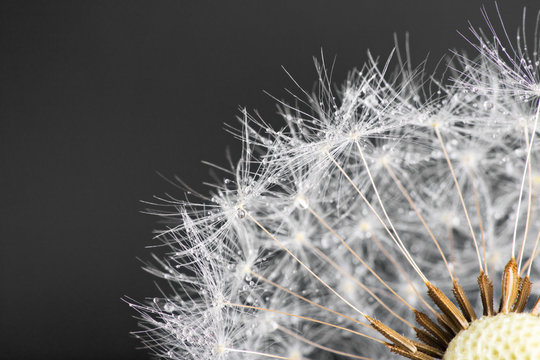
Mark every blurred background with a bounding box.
[1,1,537,359]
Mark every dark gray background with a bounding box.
[1,1,535,359]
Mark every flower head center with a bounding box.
[444,313,540,359]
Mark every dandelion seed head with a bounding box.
[131,6,540,360]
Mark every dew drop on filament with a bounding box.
[236,208,246,219]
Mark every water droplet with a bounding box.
[236,208,246,219]
[294,194,309,209]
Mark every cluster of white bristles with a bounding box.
[129,7,540,360]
